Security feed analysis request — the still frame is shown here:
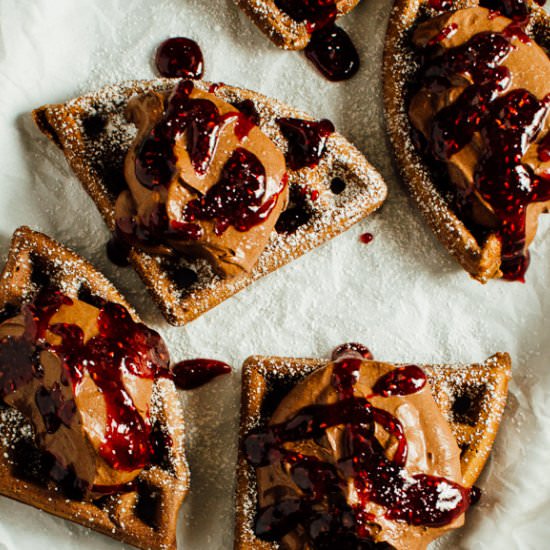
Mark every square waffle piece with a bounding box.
[33,79,387,326]
[383,0,550,283]
[235,0,361,50]
[0,226,189,550]
[234,352,511,548]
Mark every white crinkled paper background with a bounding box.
[0,0,549,548]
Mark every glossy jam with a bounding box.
[305,24,360,81]
[360,232,374,245]
[232,99,261,128]
[123,80,286,250]
[275,0,359,81]
[480,0,547,18]
[155,37,204,79]
[428,23,458,46]
[275,183,314,234]
[415,28,550,281]
[183,147,285,236]
[428,0,454,10]
[171,359,232,390]
[244,346,474,545]
[0,290,231,491]
[135,80,225,186]
[278,117,334,170]
[275,0,338,32]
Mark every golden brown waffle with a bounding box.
[383,0,550,283]
[32,78,387,325]
[235,0,360,49]
[0,226,190,550]
[234,352,511,548]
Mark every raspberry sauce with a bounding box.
[116,80,286,257]
[277,117,334,170]
[414,28,550,281]
[305,24,360,82]
[244,346,474,545]
[360,232,374,245]
[155,37,204,79]
[275,0,360,81]
[0,290,231,491]
[170,359,232,390]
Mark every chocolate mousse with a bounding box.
[408,6,550,281]
[243,347,474,549]
[0,290,169,498]
[115,80,289,279]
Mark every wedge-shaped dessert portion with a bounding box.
[383,0,550,282]
[0,226,189,550]
[235,345,510,549]
[33,79,387,325]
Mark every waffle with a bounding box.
[0,226,190,550]
[33,79,387,325]
[382,0,550,283]
[235,0,361,50]
[234,352,511,548]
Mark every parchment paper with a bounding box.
[0,0,549,548]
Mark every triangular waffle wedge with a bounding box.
[235,0,360,49]
[382,0,550,283]
[234,352,511,548]
[0,226,189,550]
[33,79,387,325]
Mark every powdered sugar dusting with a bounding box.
[2,0,550,549]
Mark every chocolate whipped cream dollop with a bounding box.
[408,7,550,281]
[116,80,288,278]
[0,291,169,497]
[245,349,473,549]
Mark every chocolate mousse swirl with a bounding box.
[244,350,473,550]
[116,80,289,278]
[0,290,169,498]
[408,7,550,281]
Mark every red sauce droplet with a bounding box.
[274,0,359,81]
[305,24,360,82]
[359,232,374,245]
[428,23,458,46]
[278,117,334,170]
[331,342,373,361]
[503,17,531,43]
[232,99,261,127]
[244,351,473,545]
[372,365,427,397]
[428,0,454,10]
[414,30,550,281]
[170,359,232,390]
[155,37,204,79]
[208,82,225,94]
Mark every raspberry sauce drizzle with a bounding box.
[274,0,360,81]
[155,37,204,79]
[277,117,334,170]
[0,290,231,491]
[414,28,550,281]
[112,80,287,260]
[244,345,474,545]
